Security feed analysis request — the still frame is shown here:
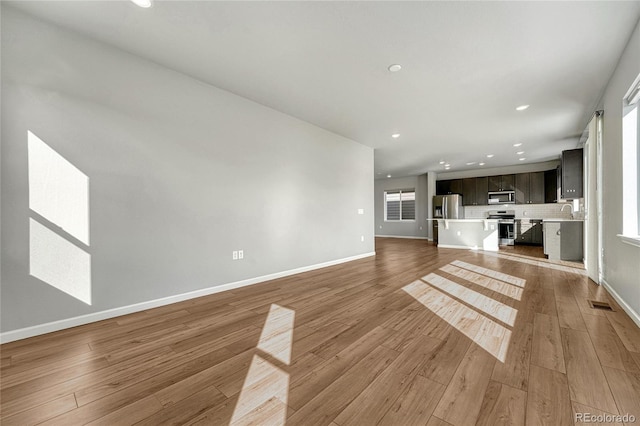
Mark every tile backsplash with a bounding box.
[464,202,582,220]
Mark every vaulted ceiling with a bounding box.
[7,1,640,177]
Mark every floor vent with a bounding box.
[588,300,614,311]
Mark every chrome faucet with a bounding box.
[560,203,574,219]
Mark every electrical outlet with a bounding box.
[457,231,461,236]
[419,226,423,230]
[360,235,364,242]
[232,251,238,260]
[238,250,244,259]
[357,209,364,215]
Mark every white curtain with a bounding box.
[584,112,603,283]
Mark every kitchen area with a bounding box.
[433,148,585,262]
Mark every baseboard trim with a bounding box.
[436,243,498,251]
[601,279,640,328]
[375,235,430,240]
[0,251,376,344]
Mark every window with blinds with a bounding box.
[384,189,416,221]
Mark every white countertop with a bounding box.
[428,218,583,222]
[434,218,499,222]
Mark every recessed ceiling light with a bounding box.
[519,157,526,161]
[444,163,450,167]
[130,0,152,7]
[516,151,525,155]
[388,64,402,72]
[387,174,392,178]
[466,162,476,165]
[516,105,530,111]
[439,161,446,165]
[486,154,494,158]
[479,162,485,166]
[445,167,450,170]
[513,143,523,147]
[391,133,400,139]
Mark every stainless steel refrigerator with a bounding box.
[433,194,464,243]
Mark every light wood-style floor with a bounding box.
[2,238,640,425]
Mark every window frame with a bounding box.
[619,74,640,247]
[384,188,416,222]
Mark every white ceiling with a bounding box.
[7,1,640,178]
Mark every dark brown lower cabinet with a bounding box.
[515,220,543,245]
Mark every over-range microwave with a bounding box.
[488,191,515,204]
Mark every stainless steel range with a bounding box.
[488,210,515,246]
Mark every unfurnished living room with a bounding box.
[1,1,640,425]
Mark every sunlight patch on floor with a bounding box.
[257,304,295,365]
[451,260,527,287]
[440,264,523,301]
[230,304,294,426]
[230,355,289,425]
[422,273,518,326]
[479,251,586,275]
[403,280,512,362]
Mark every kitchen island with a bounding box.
[436,219,500,251]
[542,219,584,261]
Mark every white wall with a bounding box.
[0,7,374,335]
[375,175,429,239]
[599,18,640,323]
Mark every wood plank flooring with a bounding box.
[2,238,639,425]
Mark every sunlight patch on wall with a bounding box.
[28,131,89,245]
[29,219,91,305]
[28,131,91,305]
[231,304,294,425]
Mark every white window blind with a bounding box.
[385,189,415,221]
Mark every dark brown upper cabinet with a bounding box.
[515,173,529,204]
[562,148,583,199]
[437,170,555,204]
[544,168,558,203]
[475,177,488,205]
[488,174,515,192]
[515,172,545,204]
[530,172,545,204]
[450,179,462,195]
[436,180,451,195]
[462,177,489,205]
[462,178,476,206]
[436,179,462,195]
